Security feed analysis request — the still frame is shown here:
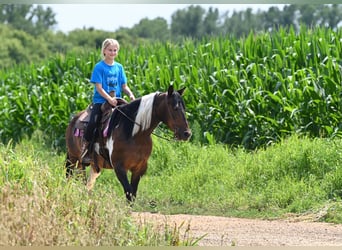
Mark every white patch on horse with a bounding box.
[106,136,115,168]
[94,142,100,154]
[132,93,155,137]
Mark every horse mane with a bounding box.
[107,92,158,139]
[132,92,156,137]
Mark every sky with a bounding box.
[44,4,286,33]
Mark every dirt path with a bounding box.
[132,212,342,246]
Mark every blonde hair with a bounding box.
[101,38,120,59]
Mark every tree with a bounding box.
[298,4,317,27]
[171,5,206,39]
[316,4,342,29]
[131,17,169,41]
[202,7,220,36]
[0,4,57,36]
[281,4,298,30]
[0,23,48,68]
[262,6,282,31]
[220,8,260,38]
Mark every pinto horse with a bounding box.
[65,85,191,201]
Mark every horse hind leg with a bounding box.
[86,150,104,190]
[65,153,75,178]
[65,153,87,184]
[86,165,101,191]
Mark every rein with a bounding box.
[114,106,171,141]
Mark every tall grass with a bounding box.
[0,26,341,149]
[135,135,342,222]
[1,132,341,245]
[0,132,198,246]
[0,53,95,148]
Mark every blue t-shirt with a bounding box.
[90,60,127,104]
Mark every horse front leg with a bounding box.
[130,165,147,200]
[130,175,141,200]
[114,163,133,202]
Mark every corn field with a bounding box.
[0,26,341,149]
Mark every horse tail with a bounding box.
[65,111,84,179]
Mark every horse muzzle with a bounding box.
[175,128,192,141]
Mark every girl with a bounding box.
[81,38,135,162]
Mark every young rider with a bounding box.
[81,38,135,162]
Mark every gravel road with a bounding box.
[132,212,342,246]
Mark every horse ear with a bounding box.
[168,85,174,96]
[177,87,186,96]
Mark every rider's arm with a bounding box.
[95,83,117,106]
[122,83,135,101]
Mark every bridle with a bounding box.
[113,103,172,141]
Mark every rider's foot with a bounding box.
[81,155,91,164]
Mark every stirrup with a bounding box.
[80,148,88,159]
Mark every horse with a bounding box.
[65,85,191,201]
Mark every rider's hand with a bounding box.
[108,97,118,107]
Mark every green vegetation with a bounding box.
[134,135,342,222]
[1,132,341,245]
[1,5,342,245]
[1,27,341,149]
[0,132,197,246]
[1,4,341,69]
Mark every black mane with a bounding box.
[107,98,142,139]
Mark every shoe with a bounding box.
[81,155,91,164]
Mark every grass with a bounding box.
[1,131,342,245]
[134,135,342,221]
[0,132,196,246]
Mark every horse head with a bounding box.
[162,85,192,141]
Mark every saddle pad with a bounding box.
[74,105,92,130]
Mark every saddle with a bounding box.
[74,98,128,138]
